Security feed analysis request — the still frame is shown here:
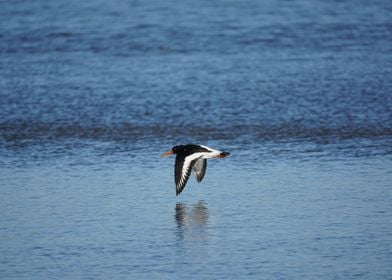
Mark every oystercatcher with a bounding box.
[161,144,230,195]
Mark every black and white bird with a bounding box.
[161,144,230,195]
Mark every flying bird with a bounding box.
[161,144,230,195]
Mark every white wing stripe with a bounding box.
[178,152,207,187]
[177,149,224,189]
[181,152,204,182]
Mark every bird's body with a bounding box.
[161,144,230,195]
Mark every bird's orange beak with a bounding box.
[160,150,173,158]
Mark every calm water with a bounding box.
[1,0,392,279]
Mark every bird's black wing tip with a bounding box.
[176,185,183,196]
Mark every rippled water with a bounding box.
[1,0,392,279]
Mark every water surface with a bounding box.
[1,0,391,279]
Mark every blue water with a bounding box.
[1,0,392,279]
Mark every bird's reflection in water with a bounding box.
[175,200,209,241]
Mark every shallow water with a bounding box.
[1,0,392,279]
[1,154,391,279]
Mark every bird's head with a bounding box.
[160,145,184,158]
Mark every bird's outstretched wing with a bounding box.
[193,159,207,183]
[175,154,197,195]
